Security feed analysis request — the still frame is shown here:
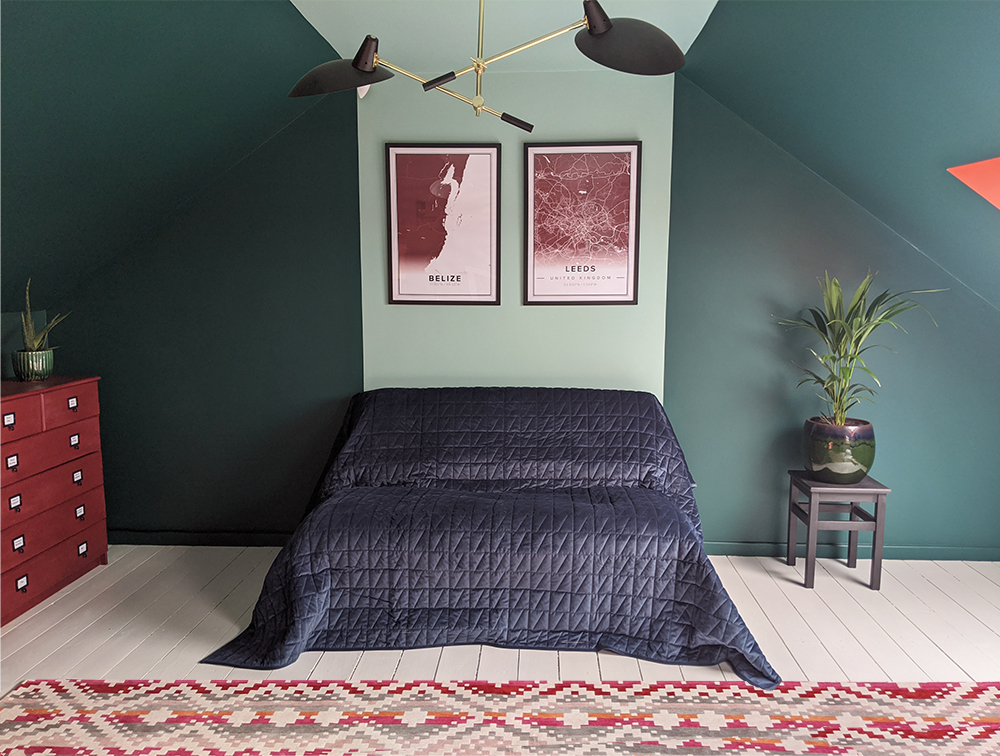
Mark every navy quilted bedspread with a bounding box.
[204,387,780,689]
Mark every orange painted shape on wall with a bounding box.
[947,156,1000,210]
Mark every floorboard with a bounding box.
[144,547,278,680]
[728,556,844,680]
[394,648,442,680]
[969,561,1000,587]
[597,651,641,681]
[818,558,970,680]
[107,547,262,679]
[351,650,402,681]
[937,561,1000,609]
[310,651,362,680]
[883,561,1000,680]
[711,556,804,680]
[558,651,601,682]
[758,556,886,680]
[477,645,518,681]
[518,649,559,681]
[435,645,480,681]
[2,546,997,696]
[66,548,245,680]
[268,651,323,680]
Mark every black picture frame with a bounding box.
[386,143,501,305]
[524,141,641,305]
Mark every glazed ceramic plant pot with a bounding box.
[803,416,875,485]
[12,349,54,381]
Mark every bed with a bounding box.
[204,387,781,689]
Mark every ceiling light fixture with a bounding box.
[288,0,685,133]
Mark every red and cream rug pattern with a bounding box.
[1,679,997,755]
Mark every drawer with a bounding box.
[1,392,43,442]
[41,379,100,430]
[1,518,107,625]
[2,486,106,573]
[2,451,104,526]
[1,415,101,481]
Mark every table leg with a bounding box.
[805,493,819,588]
[787,483,798,566]
[870,494,886,590]
[848,503,859,569]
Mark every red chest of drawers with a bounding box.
[1,376,107,625]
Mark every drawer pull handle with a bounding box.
[78,541,89,557]
[3,412,14,429]
[16,575,28,593]
[12,535,25,553]
[6,454,18,472]
[70,433,80,449]
[68,396,79,412]
[9,494,22,513]
[73,470,84,486]
[75,504,86,520]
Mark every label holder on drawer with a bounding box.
[12,535,25,553]
[9,494,22,512]
[73,469,84,486]
[6,454,19,472]
[75,504,86,520]
[16,575,28,592]
[3,412,14,429]
[68,396,79,412]
[78,541,88,557]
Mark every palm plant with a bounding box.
[780,272,940,426]
[20,278,70,351]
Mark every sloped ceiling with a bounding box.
[0,0,338,305]
[680,0,1000,310]
[291,0,716,73]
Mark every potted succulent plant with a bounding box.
[13,279,70,381]
[780,272,940,484]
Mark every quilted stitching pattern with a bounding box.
[320,387,700,537]
[204,388,779,689]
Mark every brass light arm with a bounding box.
[483,17,588,67]
[376,56,505,121]
[431,17,588,86]
[477,0,485,60]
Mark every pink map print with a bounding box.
[532,151,632,265]
[395,153,470,273]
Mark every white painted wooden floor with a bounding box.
[3,545,999,696]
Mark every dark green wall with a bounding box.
[665,77,1000,559]
[2,1,365,543]
[1,0,345,304]
[679,0,1000,311]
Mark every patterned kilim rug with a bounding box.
[0,679,997,755]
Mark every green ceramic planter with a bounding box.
[12,349,54,381]
[803,417,875,485]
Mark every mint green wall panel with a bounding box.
[357,70,673,399]
[666,78,1000,560]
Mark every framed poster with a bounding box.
[386,143,501,304]
[524,142,641,305]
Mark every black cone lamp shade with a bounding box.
[289,35,394,97]
[575,0,684,75]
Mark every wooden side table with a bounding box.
[786,470,890,589]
